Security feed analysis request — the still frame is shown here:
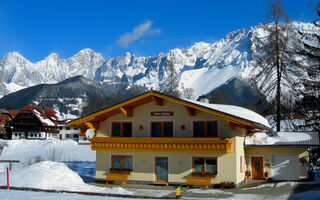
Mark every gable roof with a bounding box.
[67,90,270,130]
[8,110,19,118]
[21,105,58,127]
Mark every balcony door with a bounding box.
[155,157,168,183]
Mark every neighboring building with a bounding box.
[9,105,59,139]
[58,119,79,140]
[67,91,317,186]
[78,131,90,144]
[0,109,13,139]
[8,110,19,119]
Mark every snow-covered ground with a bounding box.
[0,139,319,199]
[0,139,95,165]
[0,140,173,198]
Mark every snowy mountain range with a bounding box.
[0,22,318,116]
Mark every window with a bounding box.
[193,157,217,174]
[111,155,133,170]
[112,122,132,137]
[193,121,217,137]
[151,121,173,137]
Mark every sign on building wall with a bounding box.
[151,111,174,116]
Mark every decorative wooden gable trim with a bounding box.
[85,122,98,131]
[185,106,196,116]
[152,96,163,106]
[227,121,249,130]
[119,107,133,117]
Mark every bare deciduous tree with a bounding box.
[183,88,195,100]
[251,0,298,131]
[161,59,181,98]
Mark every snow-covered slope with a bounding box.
[0,22,318,100]
[0,139,95,162]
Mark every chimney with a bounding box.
[199,95,209,103]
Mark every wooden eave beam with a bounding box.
[152,96,163,106]
[119,107,133,117]
[85,122,97,131]
[185,106,196,116]
[227,121,249,130]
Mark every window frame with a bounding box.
[240,156,243,173]
[111,155,133,171]
[192,156,218,175]
[193,121,218,137]
[150,121,174,137]
[111,121,133,137]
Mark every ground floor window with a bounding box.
[193,157,217,175]
[111,155,132,170]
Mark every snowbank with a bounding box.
[245,132,312,145]
[0,139,95,164]
[0,161,131,195]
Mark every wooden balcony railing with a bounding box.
[91,137,232,153]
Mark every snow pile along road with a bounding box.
[0,161,132,195]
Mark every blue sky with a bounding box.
[0,0,317,62]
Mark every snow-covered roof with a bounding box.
[32,109,56,126]
[186,99,271,129]
[245,132,319,146]
[20,105,58,127]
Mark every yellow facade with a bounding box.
[67,91,310,186]
[245,147,308,179]
[96,100,247,138]
[96,139,243,184]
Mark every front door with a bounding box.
[155,157,168,183]
[251,156,263,180]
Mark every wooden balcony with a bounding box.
[91,137,232,153]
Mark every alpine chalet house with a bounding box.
[0,109,13,139]
[67,91,311,187]
[10,105,59,139]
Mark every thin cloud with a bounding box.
[117,20,161,48]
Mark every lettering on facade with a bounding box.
[151,111,174,116]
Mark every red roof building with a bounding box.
[9,105,59,139]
